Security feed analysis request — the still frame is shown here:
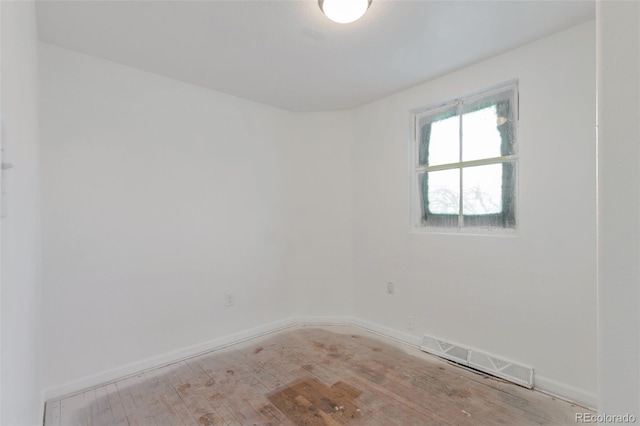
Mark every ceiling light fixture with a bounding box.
[318,0,372,24]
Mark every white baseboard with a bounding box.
[43,315,598,412]
[295,315,354,325]
[351,318,598,410]
[44,315,354,401]
[351,317,423,347]
[534,375,597,410]
[43,317,297,401]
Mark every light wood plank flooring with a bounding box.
[44,326,592,425]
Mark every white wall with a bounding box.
[1,1,43,424]
[40,20,599,410]
[597,0,640,418]
[39,44,353,396]
[284,112,354,320]
[351,22,597,406]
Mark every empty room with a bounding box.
[2,0,639,425]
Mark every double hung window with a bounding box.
[411,83,518,231]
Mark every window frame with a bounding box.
[410,82,519,234]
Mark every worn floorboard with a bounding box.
[45,326,591,425]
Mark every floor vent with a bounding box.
[420,334,534,389]
[420,336,469,365]
[468,349,534,388]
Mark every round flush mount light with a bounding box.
[318,0,372,24]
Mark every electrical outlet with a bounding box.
[224,292,235,307]
[387,282,394,295]
[405,315,415,331]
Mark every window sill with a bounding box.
[408,226,519,238]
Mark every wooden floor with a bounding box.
[44,326,591,425]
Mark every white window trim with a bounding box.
[408,81,519,235]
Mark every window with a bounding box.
[411,83,518,231]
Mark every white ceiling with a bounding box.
[36,0,595,111]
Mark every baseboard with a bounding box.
[295,315,354,325]
[534,375,598,410]
[351,317,423,347]
[351,318,597,410]
[43,317,297,401]
[43,315,355,401]
[43,315,598,412]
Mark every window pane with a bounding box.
[462,105,502,162]
[428,115,460,166]
[462,164,502,215]
[417,106,459,166]
[424,169,460,215]
[462,88,516,159]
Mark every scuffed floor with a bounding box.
[44,326,591,425]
